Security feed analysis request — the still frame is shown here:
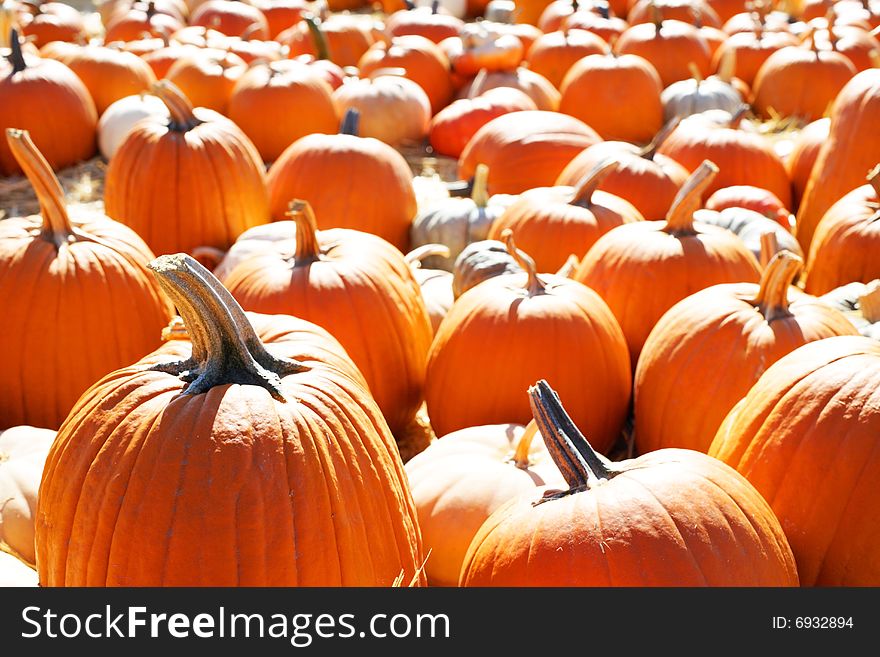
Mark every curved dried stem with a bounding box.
[571,158,617,207]
[471,163,490,207]
[640,117,680,160]
[151,80,202,131]
[858,280,880,323]
[501,229,545,295]
[751,250,802,322]
[512,420,539,469]
[405,244,450,268]
[286,199,322,262]
[663,160,718,235]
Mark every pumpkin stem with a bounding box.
[759,230,778,269]
[717,47,736,83]
[287,199,322,262]
[858,280,880,323]
[651,2,663,30]
[304,13,331,61]
[501,229,545,295]
[570,158,618,208]
[867,163,880,197]
[471,163,490,207]
[151,80,202,131]
[5,128,75,248]
[405,244,450,268]
[528,380,616,494]
[366,66,407,80]
[147,254,308,399]
[751,250,802,322]
[404,0,415,8]
[688,61,703,84]
[431,0,439,13]
[340,107,360,136]
[467,68,488,99]
[8,28,25,73]
[511,420,539,469]
[555,254,580,278]
[663,160,718,235]
[596,0,609,19]
[640,116,680,160]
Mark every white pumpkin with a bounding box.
[661,75,743,123]
[0,550,37,587]
[820,280,880,341]
[406,244,455,334]
[407,0,467,19]
[98,93,170,160]
[694,207,803,265]
[332,71,432,147]
[0,426,56,567]
[413,158,451,213]
[452,237,524,298]
[411,164,516,271]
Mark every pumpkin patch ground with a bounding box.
[1,0,879,624]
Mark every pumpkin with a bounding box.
[0,551,37,587]
[460,380,799,586]
[751,37,857,122]
[451,238,523,298]
[705,185,792,229]
[165,47,248,115]
[634,251,857,456]
[524,28,608,90]
[266,109,415,251]
[222,200,432,435]
[707,0,751,23]
[140,40,200,79]
[482,19,543,53]
[711,23,799,86]
[429,85,536,158]
[455,66,560,111]
[47,44,157,116]
[562,7,629,43]
[104,81,269,257]
[332,70,431,147]
[425,230,631,451]
[488,160,645,272]
[574,161,761,364]
[35,253,425,586]
[406,244,455,334]
[709,336,880,586]
[194,219,295,280]
[458,110,601,195]
[657,108,793,209]
[103,1,185,42]
[615,17,713,87]
[227,59,337,163]
[224,28,285,64]
[559,51,663,144]
[189,0,269,39]
[441,22,524,76]
[820,280,880,339]
[386,1,464,43]
[0,426,56,567]
[661,63,744,122]
[0,128,173,429]
[795,69,880,254]
[696,206,803,264]
[406,421,563,586]
[410,164,512,270]
[250,0,306,39]
[280,12,377,68]
[805,166,880,294]
[412,157,451,211]
[555,121,690,220]
[16,1,84,48]
[628,0,722,27]
[357,35,453,114]
[97,92,170,160]
[786,117,830,210]
[0,31,96,175]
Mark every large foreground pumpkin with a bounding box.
[0,129,173,430]
[459,381,799,586]
[710,336,880,586]
[222,200,432,436]
[35,254,425,586]
[425,231,631,452]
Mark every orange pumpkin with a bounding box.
[103,1,185,42]
[16,1,84,48]
[227,59,337,162]
[615,17,713,87]
[786,119,830,210]
[35,254,425,586]
[704,185,792,230]
[709,336,880,586]
[488,160,645,272]
[628,0,723,27]
[281,12,378,68]
[190,0,269,39]
[386,3,464,43]
[559,51,664,144]
[222,200,433,435]
[805,166,880,294]
[710,26,799,86]
[458,110,601,195]
[554,121,690,220]
[440,22,524,76]
[104,81,269,257]
[525,28,608,89]
[455,66,560,111]
[0,31,96,175]
[634,251,858,455]
[250,0,306,39]
[266,109,416,251]
[164,47,247,115]
[460,380,799,587]
[425,231,632,452]
[574,161,761,364]
[562,7,629,43]
[0,128,173,430]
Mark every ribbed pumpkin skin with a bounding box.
[222,229,432,435]
[461,448,799,586]
[35,313,424,586]
[525,29,608,89]
[104,108,269,257]
[634,281,859,455]
[710,30,799,87]
[709,337,880,586]
[574,221,761,364]
[0,57,97,175]
[796,70,880,254]
[615,20,713,87]
[425,274,632,452]
[805,183,880,295]
[786,118,830,210]
[266,134,416,251]
[458,111,601,195]
[0,215,173,430]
